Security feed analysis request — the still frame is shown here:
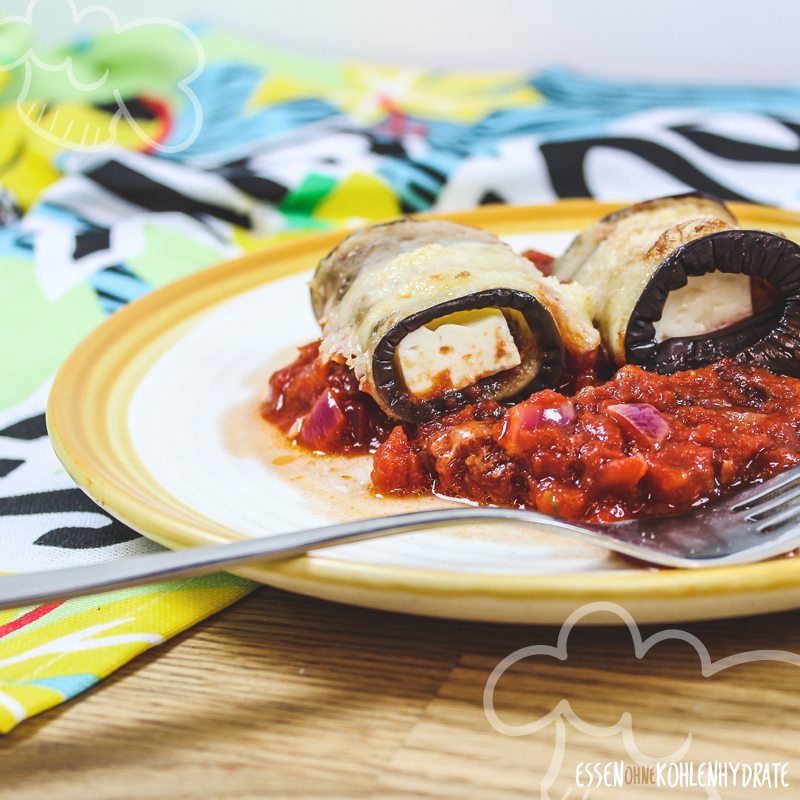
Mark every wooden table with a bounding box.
[2,585,799,799]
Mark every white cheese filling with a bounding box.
[396,308,521,397]
[654,273,752,342]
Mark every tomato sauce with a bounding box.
[261,346,800,522]
[521,249,555,276]
[261,341,395,454]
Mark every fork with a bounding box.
[2,464,800,611]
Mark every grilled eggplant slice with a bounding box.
[626,229,800,375]
[552,192,800,377]
[310,218,599,422]
[552,193,742,364]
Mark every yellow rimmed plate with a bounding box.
[47,200,800,625]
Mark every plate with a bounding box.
[47,201,800,625]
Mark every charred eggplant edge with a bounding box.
[372,288,565,423]
[625,229,800,376]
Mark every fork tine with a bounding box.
[728,466,800,511]
[756,516,800,537]
[756,502,800,533]
[745,484,800,522]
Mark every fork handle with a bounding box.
[0,508,600,611]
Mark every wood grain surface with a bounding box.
[2,586,799,799]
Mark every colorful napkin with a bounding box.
[3,18,800,731]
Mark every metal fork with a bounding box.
[3,464,800,611]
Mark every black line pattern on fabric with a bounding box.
[480,190,507,205]
[0,488,102,515]
[369,139,407,158]
[73,228,111,259]
[34,521,141,549]
[413,163,448,182]
[0,458,25,478]
[408,181,437,205]
[540,137,754,201]
[215,160,289,203]
[85,160,254,229]
[94,98,158,120]
[0,487,146,549]
[88,263,153,314]
[0,458,24,477]
[0,414,48,440]
[671,120,800,164]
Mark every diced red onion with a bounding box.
[544,404,577,426]
[500,396,576,455]
[515,401,576,431]
[297,389,346,450]
[607,403,669,448]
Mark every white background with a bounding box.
[7,0,800,83]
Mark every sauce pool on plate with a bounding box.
[261,344,800,523]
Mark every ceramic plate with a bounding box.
[47,201,800,624]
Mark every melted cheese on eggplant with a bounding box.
[318,240,599,391]
[550,195,739,363]
[654,272,753,342]
[396,308,521,396]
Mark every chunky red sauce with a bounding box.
[261,346,800,522]
[521,249,555,276]
[261,341,395,454]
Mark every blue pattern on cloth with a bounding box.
[26,674,99,700]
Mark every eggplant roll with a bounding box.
[551,193,800,376]
[310,218,599,422]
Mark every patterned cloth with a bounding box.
[3,21,800,732]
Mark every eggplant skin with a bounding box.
[372,288,564,423]
[310,218,499,323]
[312,217,598,423]
[599,191,737,227]
[550,192,738,364]
[552,192,738,283]
[625,229,800,377]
